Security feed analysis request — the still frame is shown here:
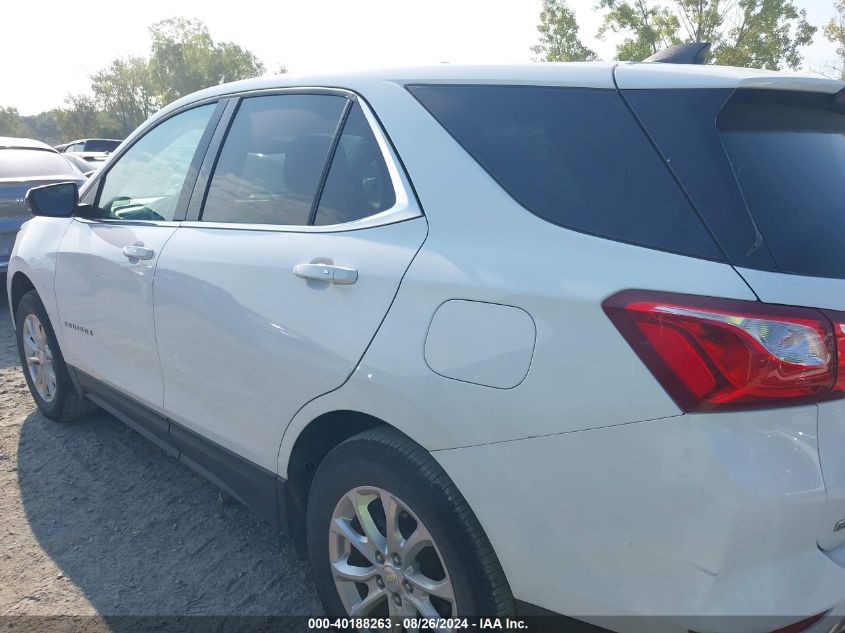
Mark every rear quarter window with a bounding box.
[718,89,845,279]
[407,84,723,261]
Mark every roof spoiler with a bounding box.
[644,42,711,65]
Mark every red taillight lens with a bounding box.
[768,612,829,633]
[830,318,845,393]
[603,290,839,412]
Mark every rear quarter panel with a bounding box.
[735,267,845,553]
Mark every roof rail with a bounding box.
[643,42,711,65]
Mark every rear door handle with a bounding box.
[121,243,155,261]
[294,263,358,285]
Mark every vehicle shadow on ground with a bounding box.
[16,408,322,618]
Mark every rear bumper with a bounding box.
[434,405,845,632]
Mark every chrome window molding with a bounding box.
[75,87,422,233]
[191,90,422,234]
[72,217,182,228]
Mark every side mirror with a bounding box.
[26,182,79,218]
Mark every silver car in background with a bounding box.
[0,137,86,272]
[58,138,122,169]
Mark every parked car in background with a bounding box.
[62,153,98,178]
[7,48,845,633]
[59,138,122,167]
[0,137,85,273]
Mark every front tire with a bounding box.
[306,427,515,621]
[15,290,97,422]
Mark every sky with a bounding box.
[1,0,841,115]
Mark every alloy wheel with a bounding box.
[329,486,457,623]
[22,313,57,403]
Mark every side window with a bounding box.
[408,84,723,261]
[313,103,396,226]
[95,104,215,222]
[201,94,347,226]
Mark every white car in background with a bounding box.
[7,45,845,633]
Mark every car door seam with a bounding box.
[275,217,430,471]
[150,226,182,415]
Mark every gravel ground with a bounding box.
[0,282,322,622]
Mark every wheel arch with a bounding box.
[10,271,37,326]
[283,409,392,553]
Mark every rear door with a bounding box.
[153,91,426,470]
[54,102,220,411]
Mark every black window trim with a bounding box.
[183,86,422,233]
[307,98,353,225]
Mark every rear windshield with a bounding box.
[718,90,845,279]
[0,149,77,178]
[84,140,120,152]
[408,84,722,261]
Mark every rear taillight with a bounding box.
[832,320,845,392]
[768,612,829,633]
[603,290,842,412]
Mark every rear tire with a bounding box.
[15,290,98,422]
[306,427,515,620]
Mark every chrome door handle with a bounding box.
[121,243,155,260]
[294,263,358,285]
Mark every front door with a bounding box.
[153,93,427,470]
[55,103,218,409]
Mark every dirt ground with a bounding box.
[0,282,322,622]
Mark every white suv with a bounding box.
[7,58,845,633]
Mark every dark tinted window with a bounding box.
[84,139,121,152]
[0,149,78,178]
[313,103,396,226]
[409,84,722,260]
[719,90,845,278]
[622,89,778,272]
[202,94,347,226]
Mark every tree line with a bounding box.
[0,18,275,145]
[533,0,845,76]
[3,2,845,147]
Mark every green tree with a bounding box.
[21,110,62,145]
[598,0,816,69]
[91,56,160,136]
[0,107,33,137]
[54,94,119,140]
[148,18,265,104]
[825,0,845,78]
[531,0,598,61]
[598,0,681,61]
